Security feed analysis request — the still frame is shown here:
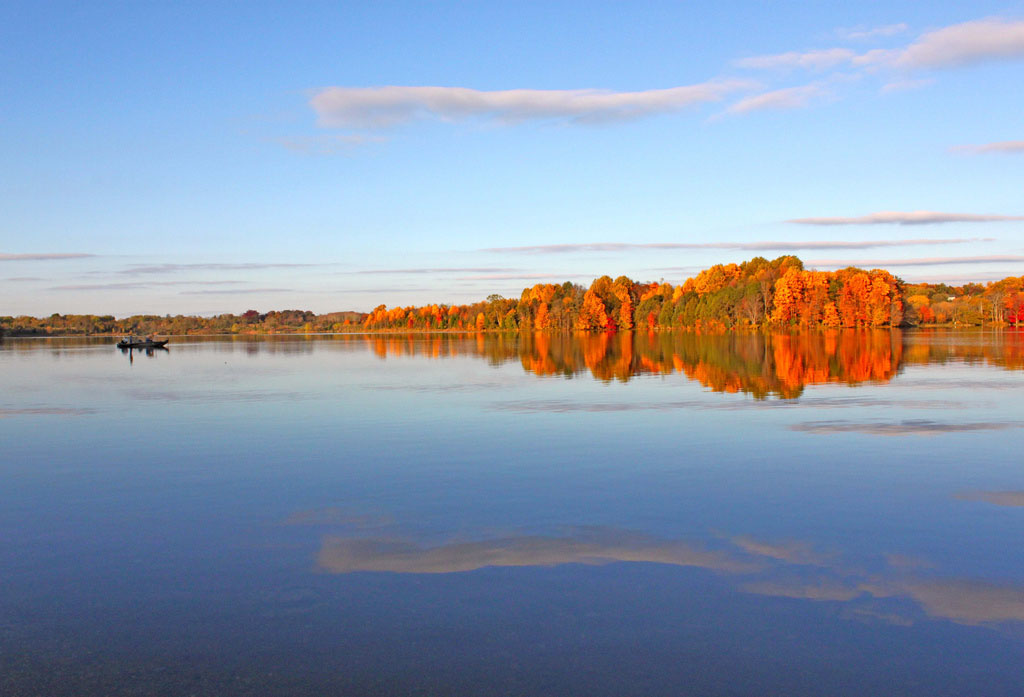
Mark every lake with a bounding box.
[2,330,1023,696]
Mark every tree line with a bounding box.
[3,256,1023,336]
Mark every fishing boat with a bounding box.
[116,336,169,349]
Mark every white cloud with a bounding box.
[484,238,992,254]
[836,23,909,41]
[309,81,757,129]
[788,211,1024,225]
[725,85,828,114]
[899,271,1022,283]
[455,273,591,281]
[895,18,1024,69]
[952,140,1024,154]
[733,18,1024,78]
[119,262,322,275]
[0,253,94,261]
[354,267,519,275]
[808,255,1024,267]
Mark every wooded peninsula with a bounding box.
[4,256,1023,336]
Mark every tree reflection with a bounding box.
[355,329,1024,398]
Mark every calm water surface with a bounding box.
[2,330,1022,696]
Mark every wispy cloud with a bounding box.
[309,81,757,129]
[725,85,829,114]
[456,273,591,281]
[791,419,1023,436]
[735,49,855,71]
[899,271,1022,283]
[4,276,43,282]
[354,267,520,275]
[836,23,908,41]
[331,286,436,294]
[895,18,1024,69]
[49,281,246,291]
[952,140,1024,154]
[808,255,1024,268]
[738,19,1024,74]
[955,491,1024,507]
[788,211,1024,225]
[119,262,322,275]
[483,238,991,254]
[1,253,94,261]
[179,288,294,295]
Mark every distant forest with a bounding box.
[4,256,1023,336]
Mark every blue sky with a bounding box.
[2,0,1023,316]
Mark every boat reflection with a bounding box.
[119,345,169,363]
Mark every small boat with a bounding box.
[116,336,169,349]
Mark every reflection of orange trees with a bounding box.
[364,333,521,364]
[517,330,905,396]
[358,329,1022,394]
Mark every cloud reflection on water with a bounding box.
[312,524,1024,629]
[955,491,1024,507]
[318,531,758,575]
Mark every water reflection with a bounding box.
[314,524,1024,629]
[318,530,757,575]
[955,491,1024,507]
[357,329,1024,398]
[3,332,1023,695]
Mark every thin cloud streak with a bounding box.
[900,271,1021,283]
[737,18,1024,74]
[331,286,436,294]
[895,18,1024,69]
[120,262,323,275]
[354,267,520,275]
[179,288,294,295]
[484,238,990,254]
[734,50,854,71]
[788,211,1024,225]
[952,140,1024,154]
[725,85,828,114]
[836,23,908,41]
[50,281,247,291]
[310,81,758,129]
[456,273,592,281]
[1,253,95,261]
[808,255,1024,268]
